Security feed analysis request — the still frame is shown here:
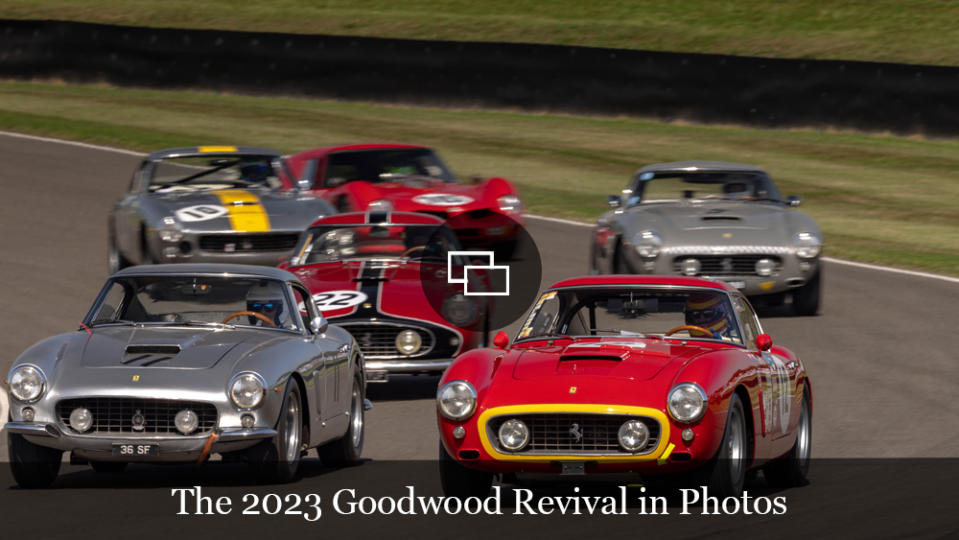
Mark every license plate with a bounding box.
[365,371,389,383]
[560,461,585,476]
[112,443,159,457]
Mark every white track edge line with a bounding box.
[2,131,954,285]
[0,388,8,433]
[524,214,959,285]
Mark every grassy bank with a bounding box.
[1,81,957,274]
[4,1,959,66]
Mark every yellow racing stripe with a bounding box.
[212,190,270,232]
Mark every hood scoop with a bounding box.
[701,215,741,221]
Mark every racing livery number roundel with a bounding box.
[306,290,369,312]
[174,204,228,222]
[412,194,475,207]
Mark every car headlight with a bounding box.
[9,365,45,402]
[497,194,523,215]
[498,419,530,451]
[442,293,477,326]
[437,380,477,420]
[229,373,266,409]
[159,216,184,243]
[633,230,662,258]
[794,232,822,259]
[367,199,393,212]
[395,329,423,355]
[667,383,708,423]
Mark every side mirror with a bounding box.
[310,315,329,334]
[755,333,773,352]
[607,195,621,208]
[492,330,510,349]
[787,195,802,207]
[296,159,318,191]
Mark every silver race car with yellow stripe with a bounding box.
[109,146,335,271]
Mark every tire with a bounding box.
[695,393,748,498]
[764,388,812,487]
[247,380,304,483]
[140,227,156,266]
[8,433,62,489]
[614,240,633,274]
[793,270,821,316]
[318,374,365,466]
[439,442,493,498]
[107,223,130,274]
[91,461,127,474]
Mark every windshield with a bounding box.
[85,275,300,332]
[517,287,742,345]
[148,155,285,192]
[292,223,460,264]
[324,148,457,187]
[628,171,783,205]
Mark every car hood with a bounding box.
[511,340,704,382]
[360,178,490,210]
[74,326,274,370]
[626,201,799,244]
[147,188,332,232]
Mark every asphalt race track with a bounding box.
[1,131,958,464]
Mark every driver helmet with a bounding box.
[239,160,272,184]
[246,281,286,326]
[684,292,730,338]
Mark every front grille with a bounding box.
[454,228,481,237]
[56,398,218,435]
[672,255,782,277]
[339,323,434,359]
[416,210,448,220]
[488,413,660,455]
[467,209,493,219]
[198,233,299,252]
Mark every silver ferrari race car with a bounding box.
[108,146,335,272]
[591,161,822,315]
[5,264,366,488]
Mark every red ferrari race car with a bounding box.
[437,275,811,497]
[280,211,489,381]
[284,144,524,254]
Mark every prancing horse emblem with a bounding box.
[720,257,734,273]
[569,423,583,442]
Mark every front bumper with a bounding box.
[365,358,453,376]
[6,422,276,462]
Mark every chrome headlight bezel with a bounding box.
[667,382,708,423]
[229,372,267,410]
[437,380,477,420]
[794,231,822,259]
[633,230,663,258]
[9,365,46,403]
[159,216,184,243]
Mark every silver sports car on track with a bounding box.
[590,161,822,315]
[108,146,335,272]
[4,264,366,488]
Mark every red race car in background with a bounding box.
[284,144,524,255]
[437,275,811,497]
[280,211,490,381]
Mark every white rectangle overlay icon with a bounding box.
[463,265,510,296]
[447,250,510,296]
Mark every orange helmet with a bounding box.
[684,292,730,337]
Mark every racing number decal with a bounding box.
[299,291,369,312]
[412,194,475,206]
[761,352,793,436]
[175,204,228,222]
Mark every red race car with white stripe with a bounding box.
[280,212,489,381]
[284,144,524,255]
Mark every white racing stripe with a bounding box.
[1,131,954,286]
[0,388,8,433]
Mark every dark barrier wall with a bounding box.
[3,19,959,135]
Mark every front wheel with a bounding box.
[694,393,748,497]
[8,433,62,489]
[439,442,493,498]
[764,387,812,487]
[792,270,821,316]
[318,374,365,466]
[247,380,304,483]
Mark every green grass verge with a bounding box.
[1,81,957,274]
[5,1,959,66]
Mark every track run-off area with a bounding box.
[1,131,958,462]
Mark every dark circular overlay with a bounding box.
[419,215,542,333]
